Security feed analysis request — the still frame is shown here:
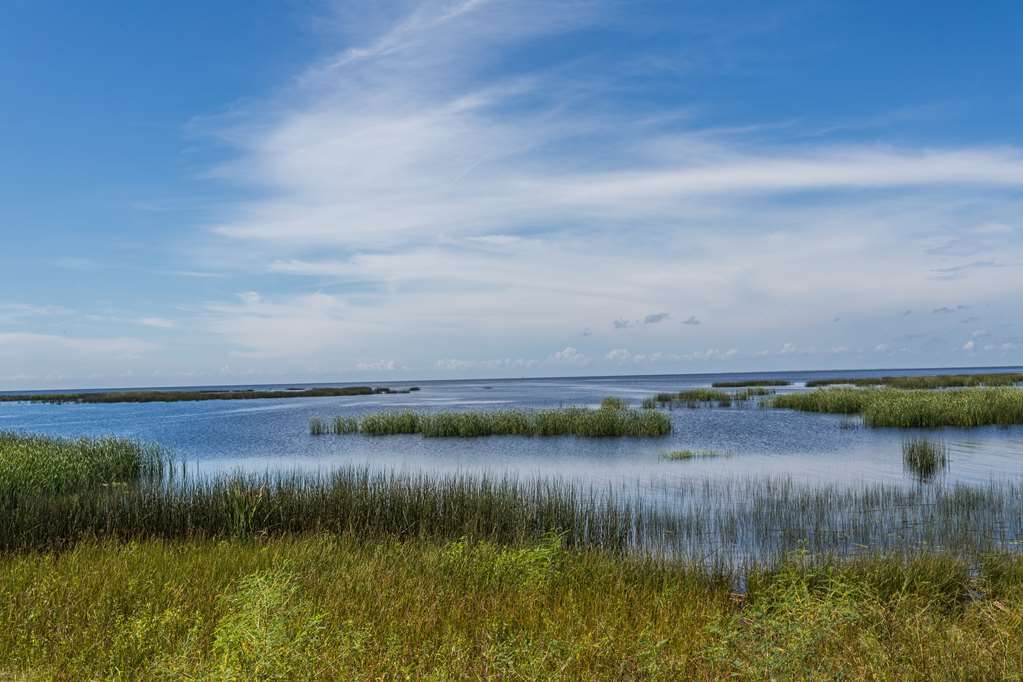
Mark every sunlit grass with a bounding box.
[1,536,1023,679]
[0,432,165,495]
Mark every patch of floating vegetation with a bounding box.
[0,432,166,495]
[770,387,1023,427]
[902,437,949,483]
[662,449,728,460]
[649,387,772,409]
[806,372,1023,389]
[311,405,672,438]
[0,386,420,404]
[711,379,791,388]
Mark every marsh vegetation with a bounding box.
[0,385,419,404]
[5,431,1023,677]
[310,405,672,438]
[806,372,1023,389]
[902,437,949,482]
[771,387,1023,427]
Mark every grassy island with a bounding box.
[770,387,1023,427]
[0,385,419,404]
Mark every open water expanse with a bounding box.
[3,367,1023,494]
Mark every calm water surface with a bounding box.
[3,369,1023,494]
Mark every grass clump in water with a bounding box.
[771,387,1023,427]
[902,437,949,482]
[311,407,671,438]
[662,449,728,460]
[0,432,165,495]
[711,379,791,388]
[599,396,628,411]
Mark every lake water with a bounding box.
[4,367,1023,493]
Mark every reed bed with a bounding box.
[311,407,672,438]
[806,372,1023,389]
[771,387,1023,427]
[4,464,1023,569]
[711,379,791,388]
[651,387,770,408]
[0,432,165,495]
[902,437,949,483]
[0,385,417,404]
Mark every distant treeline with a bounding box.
[0,386,420,404]
[710,379,791,388]
[805,373,1023,390]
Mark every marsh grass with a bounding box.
[711,379,791,388]
[806,372,1023,389]
[0,432,165,495]
[599,396,628,410]
[7,536,1023,679]
[662,449,728,460]
[0,385,417,404]
[652,387,771,409]
[771,387,1023,427]
[311,406,672,438]
[902,437,949,482]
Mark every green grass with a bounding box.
[0,385,418,404]
[0,432,165,495]
[771,387,1023,427]
[711,379,791,387]
[650,387,772,408]
[662,449,728,460]
[902,437,949,482]
[1,536,1023,679]
[311,407,672,438]
[806,372,1023,389]
[599,396,628,410]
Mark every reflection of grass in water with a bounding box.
[902,437,949,482]
[771,387,1023,427]
[663,449,728,460]
[6,463,1023,573]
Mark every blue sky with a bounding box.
[2,0,1022,389]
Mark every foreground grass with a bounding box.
[0,385,417,404]
[312,406,672,437]
[771,387,1023,427]
[0,432,164,495]
[806,372,1023,389]
[2,535,1023,679]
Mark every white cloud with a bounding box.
[550,347,589,365]
[962,340,975,351]
[140,317,176,329]
[355,360,401,371]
